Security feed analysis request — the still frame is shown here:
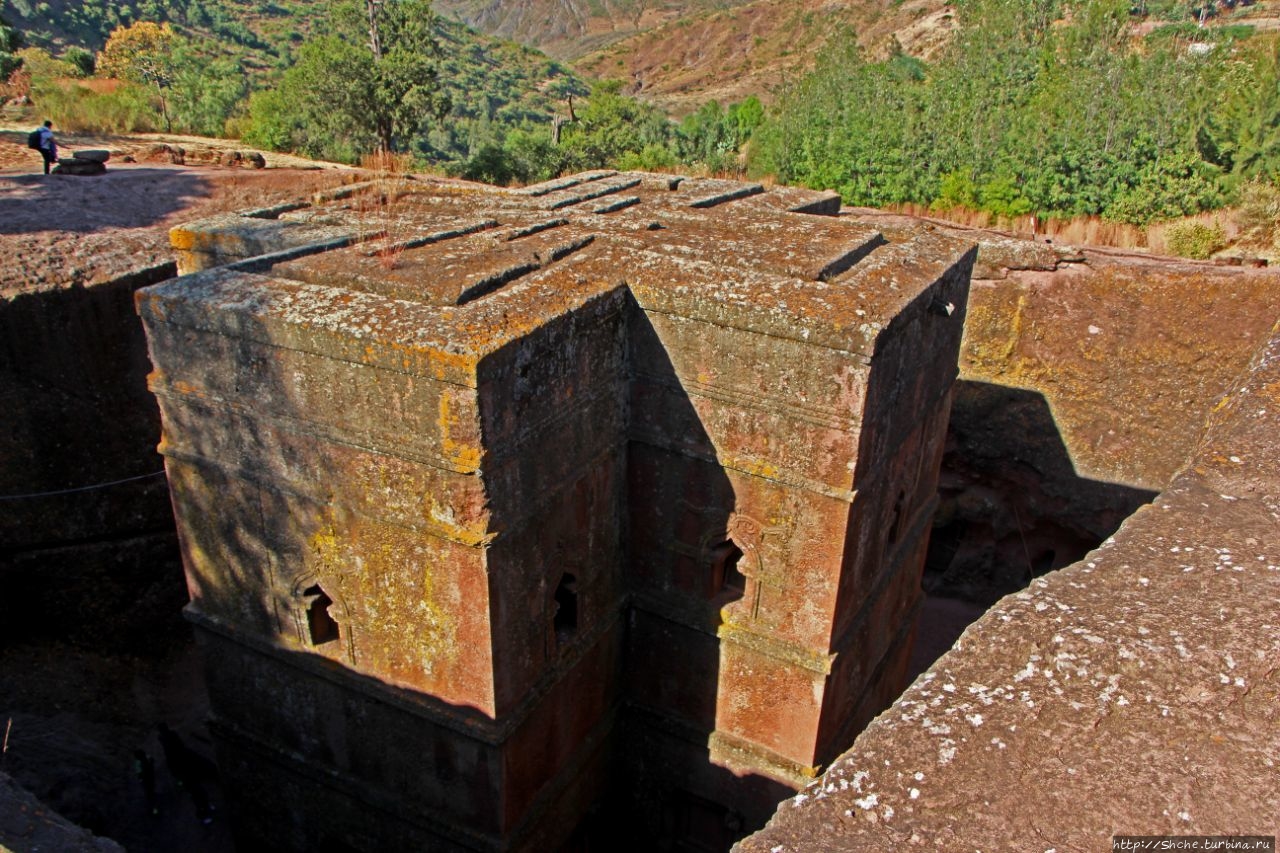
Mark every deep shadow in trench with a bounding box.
[0,263,226,852]
[909,380,1158,679]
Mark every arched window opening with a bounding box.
[303,584,340,646]
[709,541,745,597]
[554,573,579,644]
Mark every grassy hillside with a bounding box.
[2,0,325,66]
[2,0,589,165]
[432,0,759,60]
[574,0,953,113]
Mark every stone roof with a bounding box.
[158,171,971,366]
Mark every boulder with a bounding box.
[142,144,185,165]
[246,152,267,169]
[969,231,1061,279]
[52,158,107,176]
[182,147,222,166]
[220,150,244,167]
[72,149,111,163]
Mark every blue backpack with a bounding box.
[27,129,42,150]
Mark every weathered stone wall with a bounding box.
[0,264,185,649]
[962,253,1280,490]
[858,219,1280,605]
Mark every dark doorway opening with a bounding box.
[302,584,339,646]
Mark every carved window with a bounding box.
[302,584,340,646]
[708,541,745,597]
[553,573,579,644]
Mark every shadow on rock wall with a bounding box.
[0,263,185,648]
[612,305,783,852]
[0,265,209,852]
[139,271,792,853]
[926,380,1158,607]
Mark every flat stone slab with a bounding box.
[71,149,110,163]
[52,158,106,176]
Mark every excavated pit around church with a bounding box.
[0,333,1175,853]
[7,174,1279,852]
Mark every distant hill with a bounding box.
[573,0,954,113]
[432,0,956,113]
[6,0,951,116]
[3,0,321,60]
[432,0,759,61]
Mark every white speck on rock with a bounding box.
[854,793,879,810]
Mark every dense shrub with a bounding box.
[1164,220,1227,258]
[749,0,1280,225]
[33,78,160,132]
[1232,179,1280,247]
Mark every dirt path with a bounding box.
[1,129,359,295]
[0,123,352,172]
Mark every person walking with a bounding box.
[35,120,57,174]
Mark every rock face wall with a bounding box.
[0,771,125,853]
[737,318,1280,853]
[0,263,185,650]
[137,172,975,851]
[961,252,1280,491]
[854,219,1280,606]
[937,250,1280,603]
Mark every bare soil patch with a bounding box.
[1,126,355,296]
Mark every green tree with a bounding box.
[558,79,675,172]
[1,14,25,81]
[96,21,179,130]
[168,45,247,137]
[749,0,1243,224]
[1200,41,1280,182]
[248,0,449,159]
[63,46,96,77]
